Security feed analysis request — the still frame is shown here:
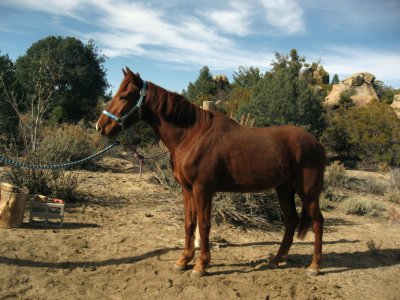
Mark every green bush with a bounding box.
[238,66,325,137]
[322,102,400,167]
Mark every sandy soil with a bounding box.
[1,156,399,299]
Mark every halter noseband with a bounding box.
[102,81,147,131]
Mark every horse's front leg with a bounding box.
[191,185,213,278]
[174,189,197,271]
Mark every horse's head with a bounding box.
[96,67,147,136]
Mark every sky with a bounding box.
[0,0,399,93]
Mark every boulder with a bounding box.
[325,72,379,106]
[390,94,400,117]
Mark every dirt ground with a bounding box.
[1,155,399,299]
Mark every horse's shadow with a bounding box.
[1,239,398,276]
[21,222,101,230]
[208,247,400,276]
[0,247,179,270]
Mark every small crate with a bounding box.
[29,200,65,228]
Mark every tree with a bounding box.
[271,49,305,74]
[182,66,217,105]
[331,74,340,85]
[238,66,325,137]
[15,36,108,122]
[232,66,263,89]
[374,80,395,104]
[321,102,400,167]
[0,52,19,136]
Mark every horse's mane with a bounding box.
[146,82,212,130]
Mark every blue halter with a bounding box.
[102,81,147,131]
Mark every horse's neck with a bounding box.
[154,121,188,151]
[144,84,200,151]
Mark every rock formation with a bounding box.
[390,94,400,117]
[324,72,379,106]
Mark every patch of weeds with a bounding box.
[341,197,386,216]
[388,206,400,223]
[212,192,282,228]
[324,161,349,189]
[366,237,382,255]
[385,169,400,204]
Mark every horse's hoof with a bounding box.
[173,264,188,272]
[266,262,279,269]
[306,268,320,276]
[190,270,206,278]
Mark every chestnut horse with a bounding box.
[96,67,326,277]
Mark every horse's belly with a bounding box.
[218,158,290,192]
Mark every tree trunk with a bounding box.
[0,183,29,228]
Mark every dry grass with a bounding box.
[139,143,178,190]
[366,237,382,254]
[388,206,400,223]
[385,169,400,204]
[212,192,281,228]
[4,124,104,201]
[341,197,386,216]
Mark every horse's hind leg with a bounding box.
[301,196,324,276]
[270,185,298,267]
[174,189,197,271]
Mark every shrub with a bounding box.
[119,122,159,149]
[322,102,400,167]
[322,161,348,202]
[4,124,103,201]
[138,142,178,190]
[212,192,281,227]
[238,66,325,137]
[385,168,400,204]
[388,206,400,223]
[366,238,382,254]
[348,176,387,196]
[341,197,386,216]
[324,161,349,188]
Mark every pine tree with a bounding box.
[331,74,340,84]
[182,66,217,105]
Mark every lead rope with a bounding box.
[132,147,170,177]
[0,141,120,170]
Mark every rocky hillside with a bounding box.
[325,72,379,106]
[390,94,400,117]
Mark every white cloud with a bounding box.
[319,47,400,86]
[204,2,253,36]
[1,0,270,69]
[260,0,305,34]
[0,0,82,16]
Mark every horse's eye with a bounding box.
[120,95,128,101]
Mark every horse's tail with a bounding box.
[297,205,311,240]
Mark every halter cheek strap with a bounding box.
[102,81,147,131]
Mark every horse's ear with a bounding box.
[122,68,127,77]
[126,67,134,76]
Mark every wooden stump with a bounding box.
[202,101,215,111]
[0,183,29,228]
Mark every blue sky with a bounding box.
[1,0,399,93]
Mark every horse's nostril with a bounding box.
[96,123,103,134]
